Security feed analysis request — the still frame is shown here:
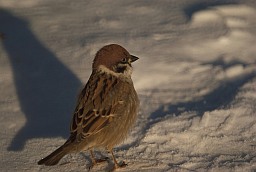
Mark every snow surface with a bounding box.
[1,0,256,171]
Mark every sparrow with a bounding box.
[38,44,139,169]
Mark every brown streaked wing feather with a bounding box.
[70,71,120,141]
[70,75,92,132]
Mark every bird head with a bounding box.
[92,44,139,76]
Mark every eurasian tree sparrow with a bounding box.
[38,44,139,170]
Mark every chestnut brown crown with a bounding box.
[92,44,139,74]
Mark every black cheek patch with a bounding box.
[116,66,127,73]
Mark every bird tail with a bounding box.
[37,145,69,166]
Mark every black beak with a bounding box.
[130,55,139,63]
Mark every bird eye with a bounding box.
[121,58,127,63]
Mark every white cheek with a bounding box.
[97,65,133,78]
[124,65,133,76]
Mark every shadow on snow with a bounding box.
[183,0,239,21]
[0,9,82,151]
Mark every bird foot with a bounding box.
[95,157,109,164]
[88,157,109,170]
[114,161,127,169]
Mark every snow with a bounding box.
[1,0,256,171]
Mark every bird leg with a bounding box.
[88,150,109,170]
[110,149,127,169]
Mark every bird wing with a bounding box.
[69,72,124,142]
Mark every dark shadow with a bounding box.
[184,0,239,21]
[150,60,256,120]
[151,72,255,120]
[201,56,248,70]
[0,9,82,151]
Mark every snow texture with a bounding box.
[0,0,256,171]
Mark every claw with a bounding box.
[116,160,127,168]
[88,150,109,170]
[110,149,128,170]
